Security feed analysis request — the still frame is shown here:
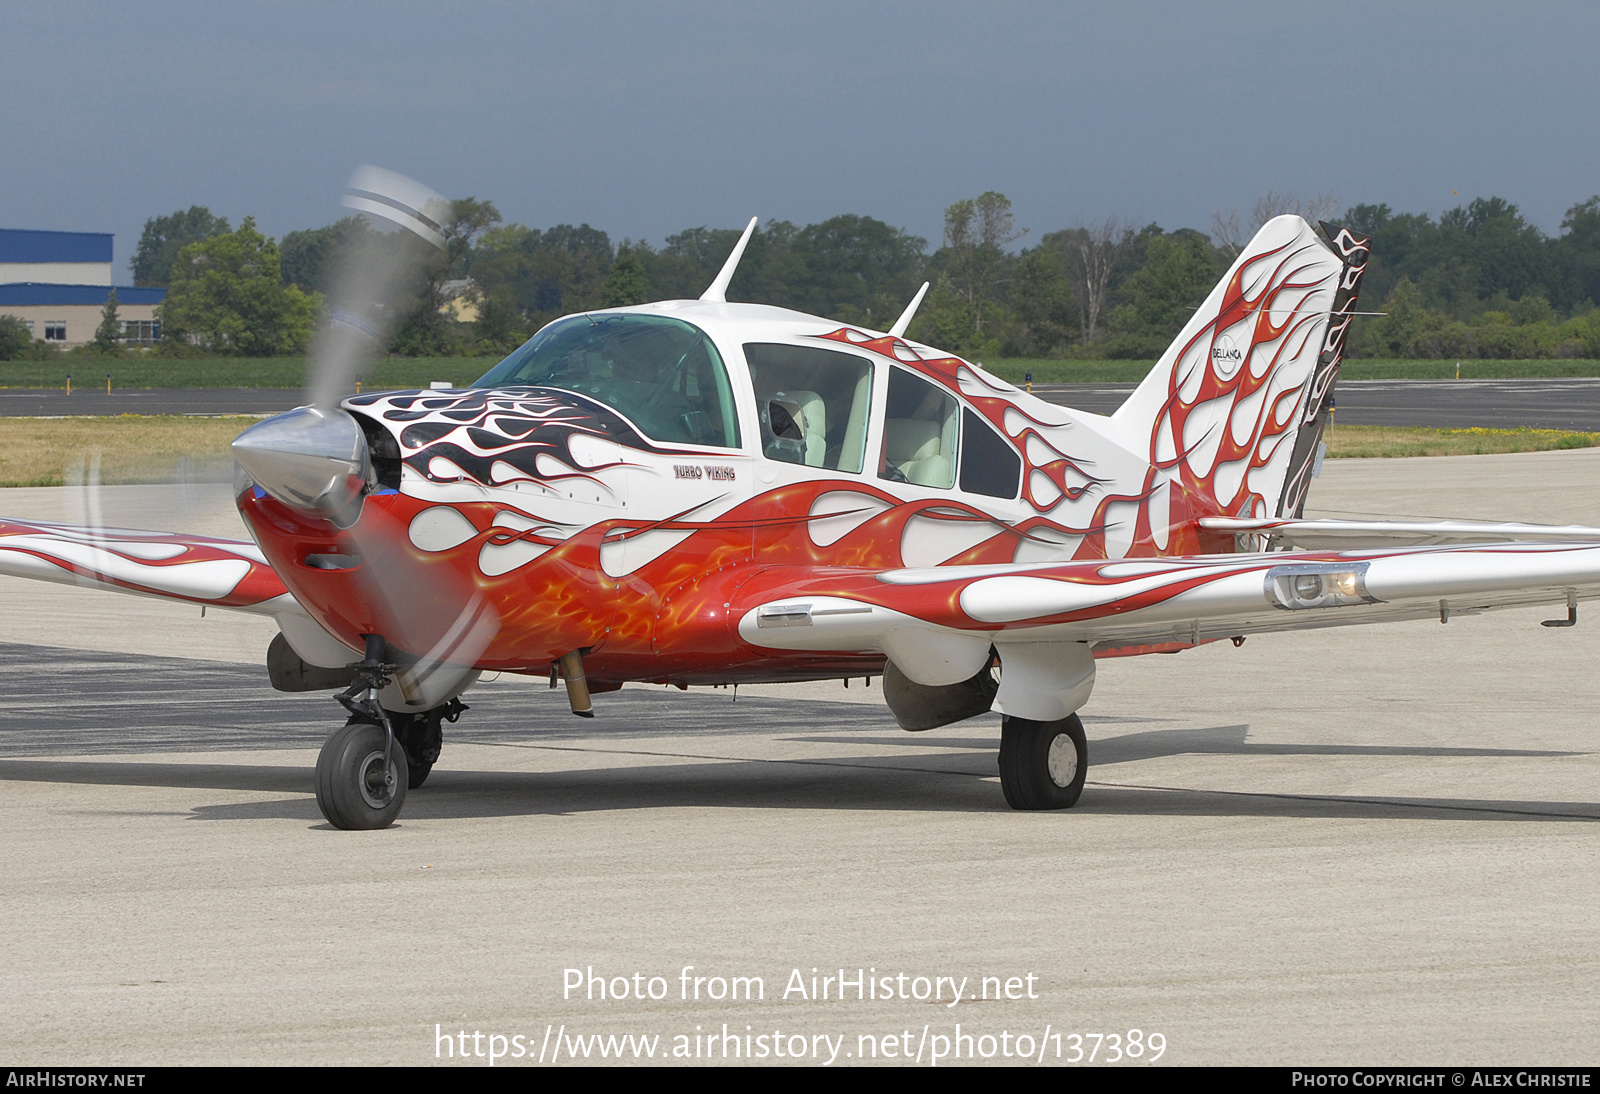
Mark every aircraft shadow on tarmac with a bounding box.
[3,643,1594,823]
[2,741,1595,824]
[790,722,1586,764]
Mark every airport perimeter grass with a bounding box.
[0,416,249,487]
[1,417,1595,488]
[6,357,1600,390]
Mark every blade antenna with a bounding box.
[699,216,758,303]
[888,281,930,339]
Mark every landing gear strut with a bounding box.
[997,713,1088,810]
[315,636,404,830]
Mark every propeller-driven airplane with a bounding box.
[7,168,1600,830]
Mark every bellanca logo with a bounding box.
[1212,336,1242,366]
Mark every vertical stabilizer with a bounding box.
[1109,216,1350,545]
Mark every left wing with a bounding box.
[734,542,1600,720]
[0,516,293,614]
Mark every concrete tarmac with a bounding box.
[1,454,1599,1065]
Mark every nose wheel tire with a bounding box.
[998,713,1087,810]
[315,721,407,830]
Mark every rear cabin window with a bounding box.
[743,343,873,473]
[959,408,1022,499]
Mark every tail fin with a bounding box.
[1111,216,1369,536]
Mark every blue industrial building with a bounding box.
[0,228,164,347]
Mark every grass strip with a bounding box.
[1323,425,1600,458]
[0,416,254,487]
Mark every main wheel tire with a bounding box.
[998,713,1088,810]
[315,721,407,830]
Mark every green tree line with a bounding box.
[70,188,1600,363]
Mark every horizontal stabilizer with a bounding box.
[1200,517,1600,550]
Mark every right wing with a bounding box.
[733,541,1600,720]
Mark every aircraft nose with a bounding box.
[232,406,371,525]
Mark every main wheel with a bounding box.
[390,712,438,789]
[315,721,407,830]
[998,713,1087,810]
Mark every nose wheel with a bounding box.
[997,713,1088,810]
[315,720,407,829]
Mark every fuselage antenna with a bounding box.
[699,216,759,303]
[888,281,930,339]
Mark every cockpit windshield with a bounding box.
[472,314,741,449]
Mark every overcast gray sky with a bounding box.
[5,1,1597,278]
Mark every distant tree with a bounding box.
[1440,197,1551,304]
[635,225,746,301]
[0,315,32,361]
[939,192,1024,340]
[158,217,317,356]
[1211,190,1341,261]
[1554,195,1600,311]
[602,243,650,307]
[132,206,231,286]
[1102,230,1220,356]
[467,221,613,333]
[1006,247,1078,355]
[1052,217,1135,344]
[279,217,370,295]
[765,214,927,325]
[92,289,123,355]
[391,197,501,356]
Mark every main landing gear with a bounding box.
[314,637,469,830]
[998,713,1088,810]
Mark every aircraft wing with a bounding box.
[0,515,296,615]
[736,541,1600,718]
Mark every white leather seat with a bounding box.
[885,418,952,488]
[770,389,827,466]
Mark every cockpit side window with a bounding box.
[743,343,873,473]
[471,314,740,448]
[878,367,959,489]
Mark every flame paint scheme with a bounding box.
[6,214,1600,822]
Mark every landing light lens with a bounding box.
[1266,563,1376,610]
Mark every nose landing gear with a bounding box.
[316,720,407,830]
[313,636,468,830]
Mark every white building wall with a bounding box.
[0,262,114,285]
[0,302,160,348]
